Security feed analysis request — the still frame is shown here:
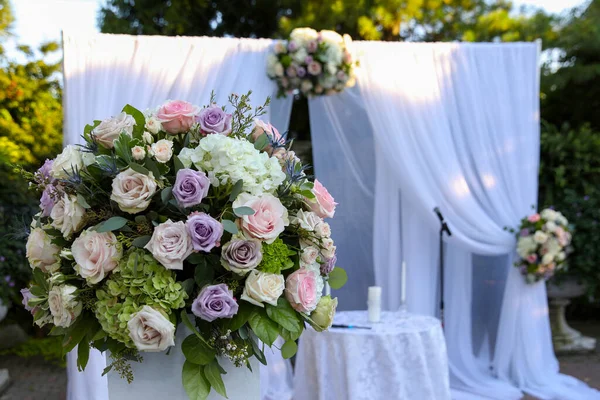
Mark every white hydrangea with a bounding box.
[290,27,318,46]
[517,236,537,258]
[179,135,285,196]
[540,208,559,222]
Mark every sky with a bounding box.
[5,0,589,60]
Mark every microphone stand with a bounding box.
[434,207,452,329]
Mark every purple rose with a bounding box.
[287,41,298,52]
[20,288,34,312]
[321,254,336,275]
[519,228,530,237]
[192,284,239,322]
[297,66,307,78]
[304,55,313,64]
[173,168,210,208]
[186,212,223,252]
[220,238,263,275]
[197,105,232,136]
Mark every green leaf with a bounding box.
[253,133,269,150]
[221,219,238,234]
[122,104,146,136]
[101,365,113,376]
[182,361,211,400]
[77,339,90,371]
[266,298,302,333]
[63,315,92,354]
[76,194,91,209]
[222,302,253,332]
[144,157,161,178]
[128,162,150,175]
[300,189,315,199]
[204,361,227,398]
[29,285,46,297]
[248,309,280,346]
[131,235,151,248]
[180,311,202,339]
[181,334,216,365]
[161,187,173,204]
[228,179,243,202]
[173,155,185,172]
[281,326,303,342]
[233,206,255,216]
[114,133,133,163]
[182,278,195,296]
[281,340,298,359]
[248,334,267,365]
[187,253,207,265]
[97,216,129,233]
[194,262,214,288]
[328,267,348,290]
[32,268,47,290]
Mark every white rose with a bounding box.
[81,152,96,166]
[321,237,336,259]
[543,238,561,257]
[274,63,284,77]
[533,231,548,244]
[51,193,86,239]
[542,253,554,265]
[314,222,331,238]
[110,168,157,214]
[545,221,557,232]
[72,229,122,284]
[127,305,175,352]
[301,246,320,265]
[26,228,61,273]
[241,270,285,307]
[51,145,83,179]
[145,116,162,134]
[92,112,136,149]
[151,139,173,163]
[557,215,568,226]
[320,30,344,45]
[143,131,154,144]
[540,209,558,222]
[517,236,537,258]
[48,284,82,328]
[144,220,193,270]
[557,251,566,262]
[292,210,322,232]
[132,146,146,161]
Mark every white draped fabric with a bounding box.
[62,32,294,400]
[309,40,599,399]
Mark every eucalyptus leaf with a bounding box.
[221,219,238,234]
[97,216,129,233]
[161,187,173,204]
[182,361,211,400]
[77,339,90,371]
[204,361,227,398]
[328,267,348,290]
[228,180,243,202]
[76,194,91,209]
[131,235,151,248]
[281,340,298,359]
[253,133,269,150]
[173,155,185,172]
[233,206,255,216]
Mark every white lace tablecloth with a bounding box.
[293,311,451,400]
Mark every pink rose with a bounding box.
[232,193,289,244]
[156,100,200,134]
[526,254,537,263]
[251,119,283,152]
[305,179,337,219]
[527,213,541,223]
[285,269,318,313]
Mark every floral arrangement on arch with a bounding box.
[514,208,572,283]
[267,27,357,98]
[19,93,347,399]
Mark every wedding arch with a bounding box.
[62,32,599,400]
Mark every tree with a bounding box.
[541,0,600,130]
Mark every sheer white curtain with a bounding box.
[353,40,600,399]
[62,32,293,400]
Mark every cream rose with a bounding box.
[314,222,331,238]
[92,112,136,149]
[144,220,193,270]
[51,145,83,179]
[50,193,86,239]
[321,237,336,260]
[110,168,157,214]
[533,231,549,244]
[48,284,82,328]
[233,193,289,244]
[26,228,61,273]
[132,146,146,161]
[292,210,322,232]
[241,270,285,307]
[542,253,554,265]
[145,116,162,134]
[301,246,320,265]
[151,139,174,163]
[127,305,175,352]
[72,229,122,284]
[143,131,154,144]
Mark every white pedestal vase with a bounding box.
[107,323,260,400]
[547,279,596,354]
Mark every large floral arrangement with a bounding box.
[20,93,346,399]
[514,208,572,283]
[267,27,357,97]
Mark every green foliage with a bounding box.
[542,1,600,130]
[0,336,66,367]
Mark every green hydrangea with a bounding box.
[95,250,187,347]
[257,239,295,274]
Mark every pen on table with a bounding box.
[331,324,371,330]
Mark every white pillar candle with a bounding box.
[368,286,382,323]
[325,282,331,296]
[401,261,407,305]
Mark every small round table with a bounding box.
[294,311,451,400]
